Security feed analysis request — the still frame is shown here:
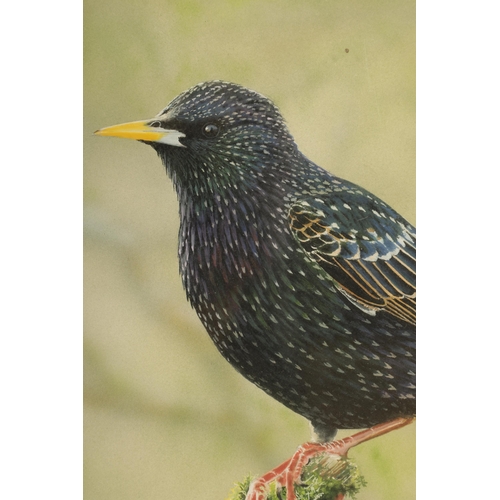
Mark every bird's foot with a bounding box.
[245,417,414,500]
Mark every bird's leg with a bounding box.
[245,455,296,500]
[245,417,414,500]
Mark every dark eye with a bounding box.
[150,121,162,128]
[202,123,219,138]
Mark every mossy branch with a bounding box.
[227,454,366,500]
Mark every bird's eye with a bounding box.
[150,121,162,128]
[202,123,219,138]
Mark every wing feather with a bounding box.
[289,197,416,325]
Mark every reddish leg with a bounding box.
[245,417,414,500]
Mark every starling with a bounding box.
[95,81,416,499]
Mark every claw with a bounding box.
[245,417,414,500]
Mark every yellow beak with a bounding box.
[94,120,186,147]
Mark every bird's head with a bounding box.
[95,81,299,197]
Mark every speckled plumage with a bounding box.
[114,81,416,441]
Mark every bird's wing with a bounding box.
[288,193,416,325]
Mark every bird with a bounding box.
[95,80,416,500]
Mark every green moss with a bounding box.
[227,455,366,500]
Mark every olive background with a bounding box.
[84,1,415,499]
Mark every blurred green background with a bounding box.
[84,1,415,499]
